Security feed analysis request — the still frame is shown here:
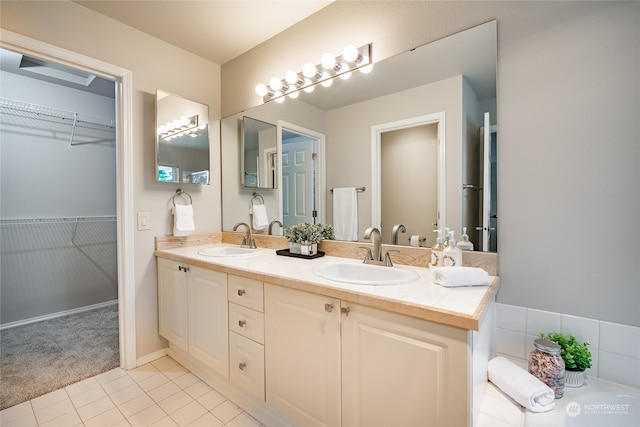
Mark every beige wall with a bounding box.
[1,1,222,358]
[223,1,640,327]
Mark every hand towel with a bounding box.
[430,266,491,287]
[333,187,358,241]
[251,203,269,230]
[488,357,555,413]
[173,204,195,237]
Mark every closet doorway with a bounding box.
[0,36,133,409]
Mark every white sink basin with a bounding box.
[197,246,261,258]
[312,262,419,286]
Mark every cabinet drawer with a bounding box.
[229,332,265,401]
[228,275,263,312]
[229,302,264,344]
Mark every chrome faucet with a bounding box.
[268,220,283,235]
[391,224,406,245]
[233,222,256,248]
[362,227,396,266]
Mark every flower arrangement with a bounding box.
[539,332,592,371]
[284,223,327,244]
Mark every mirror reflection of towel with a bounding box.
[333,187,358,241]
[173,204,195,236]
[251,204,269,230]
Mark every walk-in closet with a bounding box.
[0,47,119,409]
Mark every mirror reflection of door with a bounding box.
[381,124,438,246]
[281,129,317,227]
[479,112,498,252]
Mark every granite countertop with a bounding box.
[155,243,499,330]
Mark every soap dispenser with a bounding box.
[443,231,462,267]
[430,230,444,268]
[457,227,474,251]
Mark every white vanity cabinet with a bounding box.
[228,275,265,401]
[265,283,474,427]
[157,258,229,378]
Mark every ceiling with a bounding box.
[73,1,334,65]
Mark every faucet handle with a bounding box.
[359,246,373,263]
[384,250,400,267]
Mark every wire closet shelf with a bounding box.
[0,97,116,146]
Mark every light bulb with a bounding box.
[158,125,167,134]
[359,64,374,74]
[342,44,358,62]
[303,78,314,93]
[269,77,282,91]
[255,83,268,96]
[320,71,332,87]
[302,62,318,78]
[172,119,181,128]
[285,70,299,85]
[288,90,299,99]
[339,63,351,80]
[166,121,175,131]
[321,52,336,70]
[275,96,285,104]
[180,116,191,126]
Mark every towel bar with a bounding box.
[330,187,365,193]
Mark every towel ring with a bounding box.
[250,192,264,208]
[172,189,192,206]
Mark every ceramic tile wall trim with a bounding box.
[494,303,640,389]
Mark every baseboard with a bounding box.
[0,300,118,331]
[136,347,169,367]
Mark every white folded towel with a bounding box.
[333,187,358,241]
[173,204,195,236]
[430,266,491,287]
[488,357,555,413]
[251,203,269,230]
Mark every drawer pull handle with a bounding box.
[341,307,351,316]
[239,362,246,371]
[237,289,246,296]
[324,303,334,312]
[178,265,189,272]
[238,320,246,327]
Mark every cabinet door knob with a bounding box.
[324,303,334,312]
[237,289,245,296]
[341,307,351,316]
[238,320,246,327]
[239,362,246,371]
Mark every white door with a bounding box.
[157,258,188,352]
[480,112,497,252]
[264,284,341,427]
[282,137,316,227]
[188,266,228,377]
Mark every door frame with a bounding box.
[0,29,136,369]
[371,112,446,233]
[277,121,326,225]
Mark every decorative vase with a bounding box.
[300,242,317,256]
[564,369,587,388]
[290,242,301,254]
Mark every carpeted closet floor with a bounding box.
[0,304,120,411]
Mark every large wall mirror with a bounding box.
[156,90,210,184]
[221,20,497,251]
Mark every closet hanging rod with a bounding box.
[330,187,366,193]
[0,97,115,130]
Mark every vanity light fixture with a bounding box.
[157,115,200,141]
[255,43,371,103]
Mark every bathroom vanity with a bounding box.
[155,235,498,427]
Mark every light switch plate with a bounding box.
[137,212,150,230]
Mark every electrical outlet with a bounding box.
[137,212,150,230]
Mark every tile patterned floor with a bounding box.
[0,356,265,427]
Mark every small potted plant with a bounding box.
[540,332,592,387]
[284,223,327,255]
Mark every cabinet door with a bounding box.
[341,303,470,427]
[264,284,341,427]
[188,266,229,377]
[157,258,188,352]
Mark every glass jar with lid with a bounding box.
[529,338,565,398]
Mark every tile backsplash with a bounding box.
[495,303,640,389]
